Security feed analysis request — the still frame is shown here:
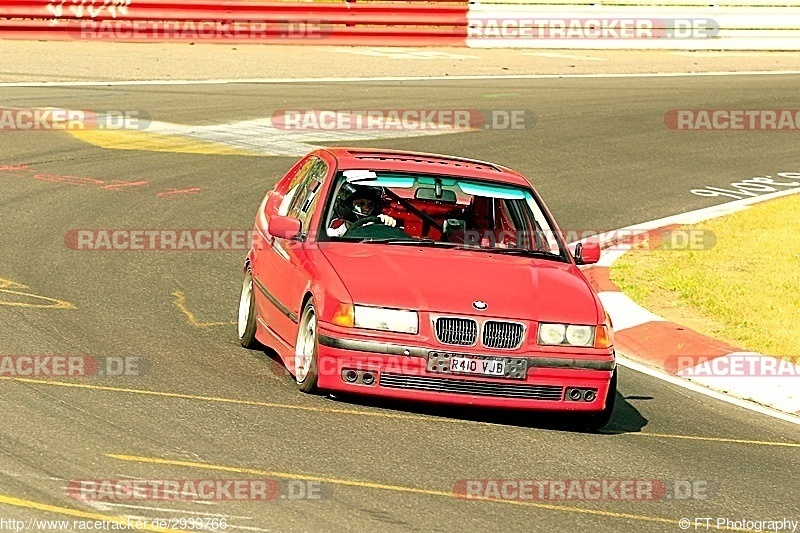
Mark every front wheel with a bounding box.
[238,269,259,349]
[294,299,320,393]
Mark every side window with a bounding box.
[287,159,328,232]
[277,158,317,217]
[505,200,533,234]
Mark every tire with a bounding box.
[294,299,320,394]
[577,369,617,432]
[238,269,259,349]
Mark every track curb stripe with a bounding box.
[575,188,800,417]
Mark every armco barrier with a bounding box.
[0,0,471,46]
[1,0,799,49]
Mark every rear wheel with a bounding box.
[577,369,617,432]
[295,299,319,394]
[238,269,259,349]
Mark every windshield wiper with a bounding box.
[359,238,442,245]
[453,246,564,260]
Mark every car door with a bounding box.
[253,156,328,350]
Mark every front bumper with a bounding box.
[315,329,615,412]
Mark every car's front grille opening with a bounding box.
[435,317,478,346]
[380,374,563,400]
[483,321,525,350]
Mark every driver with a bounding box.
[327,185,397,237]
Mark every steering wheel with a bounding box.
[348,216,383,230]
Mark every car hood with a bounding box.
[318,243,601,323]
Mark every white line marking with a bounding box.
[571,185,800,252]
[84,500,114,512]
[67,113,467,158]
[1,71,799,87]
[670,51,781,58]
[617,356,800,426]
[324,48,479,60]
[594,247,627,268]
[524,52,605,61]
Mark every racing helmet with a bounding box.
[335,185,384,223]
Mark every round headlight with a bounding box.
[565,325,593,347]
[539,323,566,345]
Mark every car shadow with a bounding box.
[249,347,649,435]
[603,394,651,434]
[327,389,649,435]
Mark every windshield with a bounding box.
[322,170,567,260]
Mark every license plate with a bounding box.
[450,356,506,377]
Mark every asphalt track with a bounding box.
[1,74,799,532]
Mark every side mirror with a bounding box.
[575,240,601,265]
[268,215,302,240]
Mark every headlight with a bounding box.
[538,323,566,345]
[354,305,418,334]
[538,323,596,347]
[565,325,594,347]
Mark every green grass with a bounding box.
[611,193,800,358]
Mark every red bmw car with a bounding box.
[239,148,616,429]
